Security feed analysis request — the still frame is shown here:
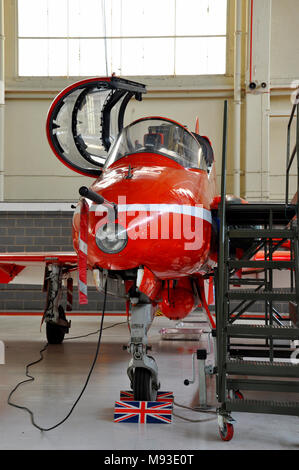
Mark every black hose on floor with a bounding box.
[7,281,110,432]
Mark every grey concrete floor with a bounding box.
[0,313,298,450]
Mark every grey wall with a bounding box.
[0,210,73,252]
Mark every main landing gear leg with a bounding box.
[126,303,160,401]
[43,264,71,344]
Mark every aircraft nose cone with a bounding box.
[75,160,213,276]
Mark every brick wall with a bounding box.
[0,211,288,315]
[0,211,73,252]
[0,211,125,312]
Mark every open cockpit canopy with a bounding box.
[46,77,146,177]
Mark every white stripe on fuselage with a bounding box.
[79,239,88,255]
[89,204,212,224]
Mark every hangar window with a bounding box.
[17,0,227,77]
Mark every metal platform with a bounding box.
[214,100,299,440]
[224,203,297,225]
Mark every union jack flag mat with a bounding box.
[114,400,173,423]
[120,390,174,403]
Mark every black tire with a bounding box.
[133,368,156,401]
[46,305,67,344]
[46,322,65,344]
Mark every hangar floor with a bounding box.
[0,312,298,450]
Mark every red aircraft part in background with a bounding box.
[73,153,215,278]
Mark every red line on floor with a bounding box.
[0,312,290,320]
[0,312,126,316]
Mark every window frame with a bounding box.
[5,0,233,92]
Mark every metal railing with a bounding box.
[286,101,299,206]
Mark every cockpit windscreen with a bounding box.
[105,117,208,170]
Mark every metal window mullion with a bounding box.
[101,0,108,76]
[174,0,177,76]
[15,0,19,77]
[46,0,49,77]
[67,0,69,78]
[119,0,123,75]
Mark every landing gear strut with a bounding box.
[43,264,71,344]
[126,303,160,401]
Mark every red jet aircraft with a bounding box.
[0,77,242,400]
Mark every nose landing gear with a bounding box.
[126,303,160,401]
[133,367,157,401]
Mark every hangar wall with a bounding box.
[3,96,232,201]
[1,0,299,205]
[3,0,235,201]
[3,0,299,203]
[1,0,299,312]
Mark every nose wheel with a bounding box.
[133,367,157,401]
[126,302,160,400]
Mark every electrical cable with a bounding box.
[173,400,217,423]
[8,285,216,429]
[64,320,126,341]
[173,400,217,415]
[172,413,216,423]
[7,281,110,432]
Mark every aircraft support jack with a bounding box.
[43,263,71,344]
[184,348,214,410]
[126,303,160,401]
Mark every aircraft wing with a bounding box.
[0,252,77,285]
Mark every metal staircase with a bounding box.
[214,101,299,441]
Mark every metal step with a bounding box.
[228,260,294,269]
[229,345,296,359]
[226,359,299,377]
[227,323,299,339]
[228,229,295,239]
[227,378,299,394]
[224,203,297,225]
[224,398,299,416]
[227,288,296,301]
[228,278,266,285]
